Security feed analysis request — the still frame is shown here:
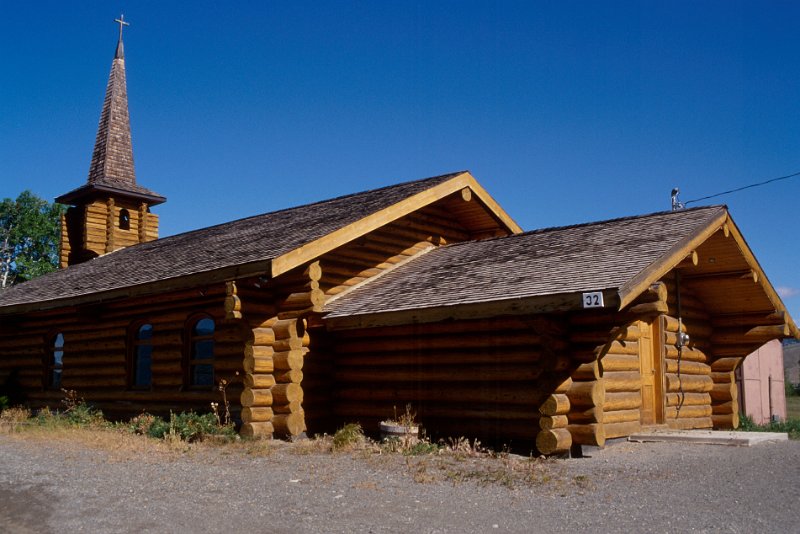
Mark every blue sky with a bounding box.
[1,1,798,320]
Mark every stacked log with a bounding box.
[567,317,646,445]
[600,329,644,439]
[536,377,572,455]
[59,212,71,268]
[268,318,307,437]
[137,202,159,244]
[245,262,321,439]
[235,278,280,439]
[708,364,740,429]
[706,311,788,429]
[81,200,108,256]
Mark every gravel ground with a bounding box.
[0,433,797,533]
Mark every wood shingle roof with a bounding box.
[0,172,467,314]
[56,34,164,205]
[323,206,730,327]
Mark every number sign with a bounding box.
[582,291,604,308]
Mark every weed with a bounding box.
[0,406,30,433]
[573,474,592,490]
[147,411,236,443]
[212,376,236,427]
[405,440,441,455]
[332,423,365,451]
[126,413,159,435]
[737,412,800,439]
[386,404,418,428]
[60,389,106,427]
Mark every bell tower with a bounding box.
[56,16,165,268]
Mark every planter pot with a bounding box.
[379,421,419,441]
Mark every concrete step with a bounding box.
[628,429,788,447]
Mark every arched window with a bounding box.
[129,323,153,388]
[45,332,64,389]
[186,316,215,387]
[119,208,130,230]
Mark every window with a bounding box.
[45,332,64,389]
[186,316,215,387]
[129,323,153,388]
[119,208,130,230]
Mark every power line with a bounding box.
[684,169,800,205]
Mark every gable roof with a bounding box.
[323,205,797,336]
[0,171,519,315]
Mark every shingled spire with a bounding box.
[56,17,165,267]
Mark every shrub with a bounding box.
[146,411,236,443]
[0,395,8,411]
[60,389,106,427]
[127,413,159,435]
[332,423,365,451]
[738,412,800,440]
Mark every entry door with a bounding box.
[638,318,664,425]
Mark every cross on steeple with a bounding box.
[115,14,130,41]
[114,15,129,59]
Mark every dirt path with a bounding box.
[1,433,797,533]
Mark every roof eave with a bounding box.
[324,288,621,331]
[0,258,271,317]
[55,183,166,206]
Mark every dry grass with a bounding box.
[2,409,564,489]
[1,423,188,460]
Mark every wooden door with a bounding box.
[638,318,664,425]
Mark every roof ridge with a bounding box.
[138,170,468,244]
[438,204,728,251]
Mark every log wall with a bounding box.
[0,284,240,419]
[662,277,714,430]
[326,315,574,452]
[568,314,643,444]
[60,197,159,268]
[318,204,472,297]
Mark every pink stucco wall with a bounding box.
[737,340,786,424]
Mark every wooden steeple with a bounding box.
[56,16,165,267]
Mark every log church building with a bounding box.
[1,28,797,454]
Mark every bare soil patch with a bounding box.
[2,429,799,533]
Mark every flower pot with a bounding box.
[379,421,419,441]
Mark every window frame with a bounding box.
[119,208,131,230]
[128,322,154,390]
[183,314,215,389]
[44,331,65,390]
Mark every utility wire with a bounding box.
[684,169,800,205]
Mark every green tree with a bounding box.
[0,191,64,288]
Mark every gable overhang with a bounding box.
[269,172,522,278]
[618,209,799,339]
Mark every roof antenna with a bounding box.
[671,188,684,211]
